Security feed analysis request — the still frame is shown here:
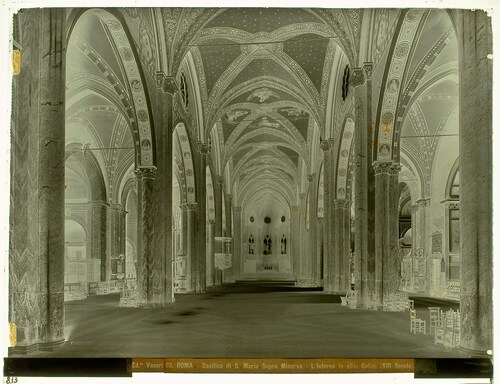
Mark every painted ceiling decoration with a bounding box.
[175,8,359,209]
[64,8,459,223]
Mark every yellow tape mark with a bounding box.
[9,322,17,347]
[12,50,20,75]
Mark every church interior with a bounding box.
[7,7,492,359]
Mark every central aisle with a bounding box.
[25,284,462,358]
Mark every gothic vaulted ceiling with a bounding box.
[66,11,136,202]
[183,8,362,209]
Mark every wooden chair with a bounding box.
[443,310,456,347]
[407,299,415,311]
[451,310,461,348]
[341,289,357,308]
[434,310,446,344]
[410,309,426,334]
[428,307,441,335]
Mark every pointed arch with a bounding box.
[66,9,155,167]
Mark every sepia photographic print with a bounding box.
[1,0,496,379]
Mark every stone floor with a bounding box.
[15,283,464,358]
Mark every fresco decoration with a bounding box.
[336,119,355,200]
[97,11,154,166]
[375,9,426,162]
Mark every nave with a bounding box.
[25,283,461,358]
[8,7,492,358]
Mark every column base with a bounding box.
[9,339,65,355]
[137,301,175,308]
[295,279,321,288]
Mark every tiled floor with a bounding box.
[17,284,463,358]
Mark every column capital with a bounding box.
[334,199,352,209]
[233,206,242,213]
[299,193,306,200]
[196,141,210,155]
[372,161,393,175]
[109,202,125,211]
[226,194,233,202]
[156,72,178,95]
[208,219,216,225]
[350,68,365,88]
[135,166,157,180]
[362,62,373,80]
[182,202,198,211]
[217,175,224,185]
[320,139,332,152]
[390,163,402,174]
[416,198,431,207]
[307,173,315,182]
[445,201,460,209]
[372,161,400,175]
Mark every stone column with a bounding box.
[222,194,233,283]
[352,63,375,308]
[181,205,188,256]
[296,193,307,284]
[9,9,66,352]
[373,161,401,308]
[298,175,319,287]
[458,10,492,354]
[107,203,126,281]
[153,72,176,304]
[415,198,430,292]
[232,206,242,280]
[321,139,334,293]
[90,201,108,281]
[212,177,223,285]
[135,166,157,306]
[206,219,216,287]
[290,205,301,279]
[184,202,197,293]
[225,194,233,237]
[333,199,352,293]
[316,217,324,284]
[215,176,224,237]
[194,142,208,293]
[309,174,318,286]
[409,203,419,290]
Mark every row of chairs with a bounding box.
[434,308,461,348]
[410,309,426,334]
[410,306,461,349]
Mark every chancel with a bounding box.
[8,7,492,358]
